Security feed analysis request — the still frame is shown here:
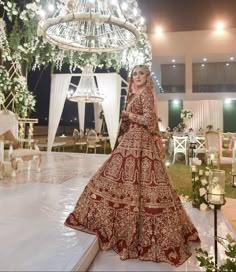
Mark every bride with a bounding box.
[65,65,200,266]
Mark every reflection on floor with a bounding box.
[0,152,235,271]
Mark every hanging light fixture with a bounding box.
[67,64,104,103]
[37,0,143,52]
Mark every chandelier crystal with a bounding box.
[67,64,104,103]
[37,0,142,52]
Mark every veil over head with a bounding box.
[126,65,158,119]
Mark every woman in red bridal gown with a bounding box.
[65,65,200,266]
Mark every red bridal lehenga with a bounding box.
[65,88,200,267]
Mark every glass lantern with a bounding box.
[230,148,236,187]
[207,169,225,206]
[232,148,236,173]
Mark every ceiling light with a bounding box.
[224,99,231,104]
[155,26,163,34]
[203,58,207,61]
[216,21,225,31]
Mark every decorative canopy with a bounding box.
[38,0,143,52]
[67,64,104,103]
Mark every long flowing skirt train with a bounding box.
[65,124,200,266]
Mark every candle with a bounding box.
[191,165,197,172]
[209,184,223,205]
[210,153,215,160]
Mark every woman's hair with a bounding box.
[131,65,151,76]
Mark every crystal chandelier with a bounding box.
[67,64,104,103]
[38,0,143,52]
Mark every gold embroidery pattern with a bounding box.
[65,88,200,266]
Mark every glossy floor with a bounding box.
[0,152,235,271]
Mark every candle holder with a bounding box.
[206,151,219,169]
[230,148,236,187]
[206,169,226,270]
[191,165,198,183]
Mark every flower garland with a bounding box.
[188,158,219,211]
[0,65,12,93]
[0,65,36,117]
[180,109,193,119]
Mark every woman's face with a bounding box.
[132,66,149,89]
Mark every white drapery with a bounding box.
[96,73,122,149]
[157,101,169,131]
[47,74,72,151]
[94,103,103,134]
[183,100,223,131]
[77,102,85,131]
[47,73,124,151]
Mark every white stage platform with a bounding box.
[0,152,235,271]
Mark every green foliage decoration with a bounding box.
[195,233,236,272]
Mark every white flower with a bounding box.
[199,169,204,176]
[201,178,208,186]
[199,187,207,197]
[192,158,202,165]
[200,203,208,211]
[0,92,5,104]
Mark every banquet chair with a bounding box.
[86,129,102,153]
[0,110,41,177]
[193,136,206,159]
[72,129,80,144]
[172,136,188,165]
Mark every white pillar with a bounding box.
[185,55,193,100]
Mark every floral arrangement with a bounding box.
[180,109,193,119]
[195,233,236,271]
[12,76,36,117]
[175,122,187,132]
[206,124,213,131]
[0,65,36,117]
[188,158,216,211]
[0,65,12,93]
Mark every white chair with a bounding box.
[86,129,102,153]
[0,110,41,177]
[172,136,188,165]
[193,136,206,159]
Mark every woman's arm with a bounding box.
[127,89,157,132]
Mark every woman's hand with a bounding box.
[121,110,130,121]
